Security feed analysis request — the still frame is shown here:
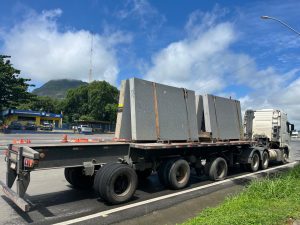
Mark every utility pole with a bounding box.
[89,34,94,83]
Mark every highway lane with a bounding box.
[0,140,299,225]
[290,138,300,160]
[0,133,115,143]
[0,133,115,150]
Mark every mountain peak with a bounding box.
[32,79,88,99]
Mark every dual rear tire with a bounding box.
[158,159,190,189]
[261,151,269,170]
[158,157,228,185]
[205,157,228,181]
[93,163,138,204]
[242,151,269,172]
[64,167,94,189]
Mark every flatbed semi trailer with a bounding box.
[0,139,282,212]
[0,78,292,212]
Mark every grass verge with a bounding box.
[182,165,300,225]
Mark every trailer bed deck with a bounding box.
[130,140,253,149]
[1,139,255,212]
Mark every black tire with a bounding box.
[97,163,137,204]
[246,152,260,172]
[157,161,168,185]
[282,153,288,164]
[157,159,176,186]
[261,151,269,170]
[136,169,152,180]
[157,159,174,186]
[64,168,72,183]
[207,157,228,181]
[167,159,190,189]
[282,149,289,164]
[64,167,94,189]
[93,163,115,194]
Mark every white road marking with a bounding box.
[53,162,298,225]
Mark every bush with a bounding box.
[183,165,300,225]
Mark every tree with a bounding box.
[88,81,119,121]
[63,81,119,123]
[63,84,90,120]
[0,55,34,112]
[79,115,95,121]
[104,103,118,123]
[17,96,63,113]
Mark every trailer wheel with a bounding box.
[64,167,94,189]
[206,157,228,181]
[167,159,190,189]
[97,163,137,204]
[93,162,116,194]
[282,148,289,164]
[157,161,168,185]
[261,151,269,170]
[64,168,72,183]
[136,169,152,180]
[157,159,177,186]
[282,153,288,164]
[246,152,260,172]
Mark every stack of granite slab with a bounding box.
[115,78,198,142]
[195,94,243,140]
[115,77,243,142]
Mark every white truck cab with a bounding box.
[244,109,294,147]
[244,109,294,161]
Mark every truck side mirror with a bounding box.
[291,124,295,132]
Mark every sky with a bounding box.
[0,0,300,127]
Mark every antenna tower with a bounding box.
[89,34,94,83]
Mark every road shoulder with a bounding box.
[113,185,243,225]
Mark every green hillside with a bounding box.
[32,79,88,99]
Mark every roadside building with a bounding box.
[2,109,63,128]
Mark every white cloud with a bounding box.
[115,0,166,29]
[236,67,300,127]
[143,7,300,127]
[1,9,131,85]
[143,7,239,93]
[144,21,235,93]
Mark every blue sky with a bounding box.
[0,0,300,126]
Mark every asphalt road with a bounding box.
[0,133,115,150]
[0,137,299,225]
[0,132,115,142]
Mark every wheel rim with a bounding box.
[176,165,188,184]
[216,161,226,178]
[263,153,269,168]
[114,174,131,196]
[253,154,259,169]
[283,153,288,163]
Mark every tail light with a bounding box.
[24,158,38,168]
